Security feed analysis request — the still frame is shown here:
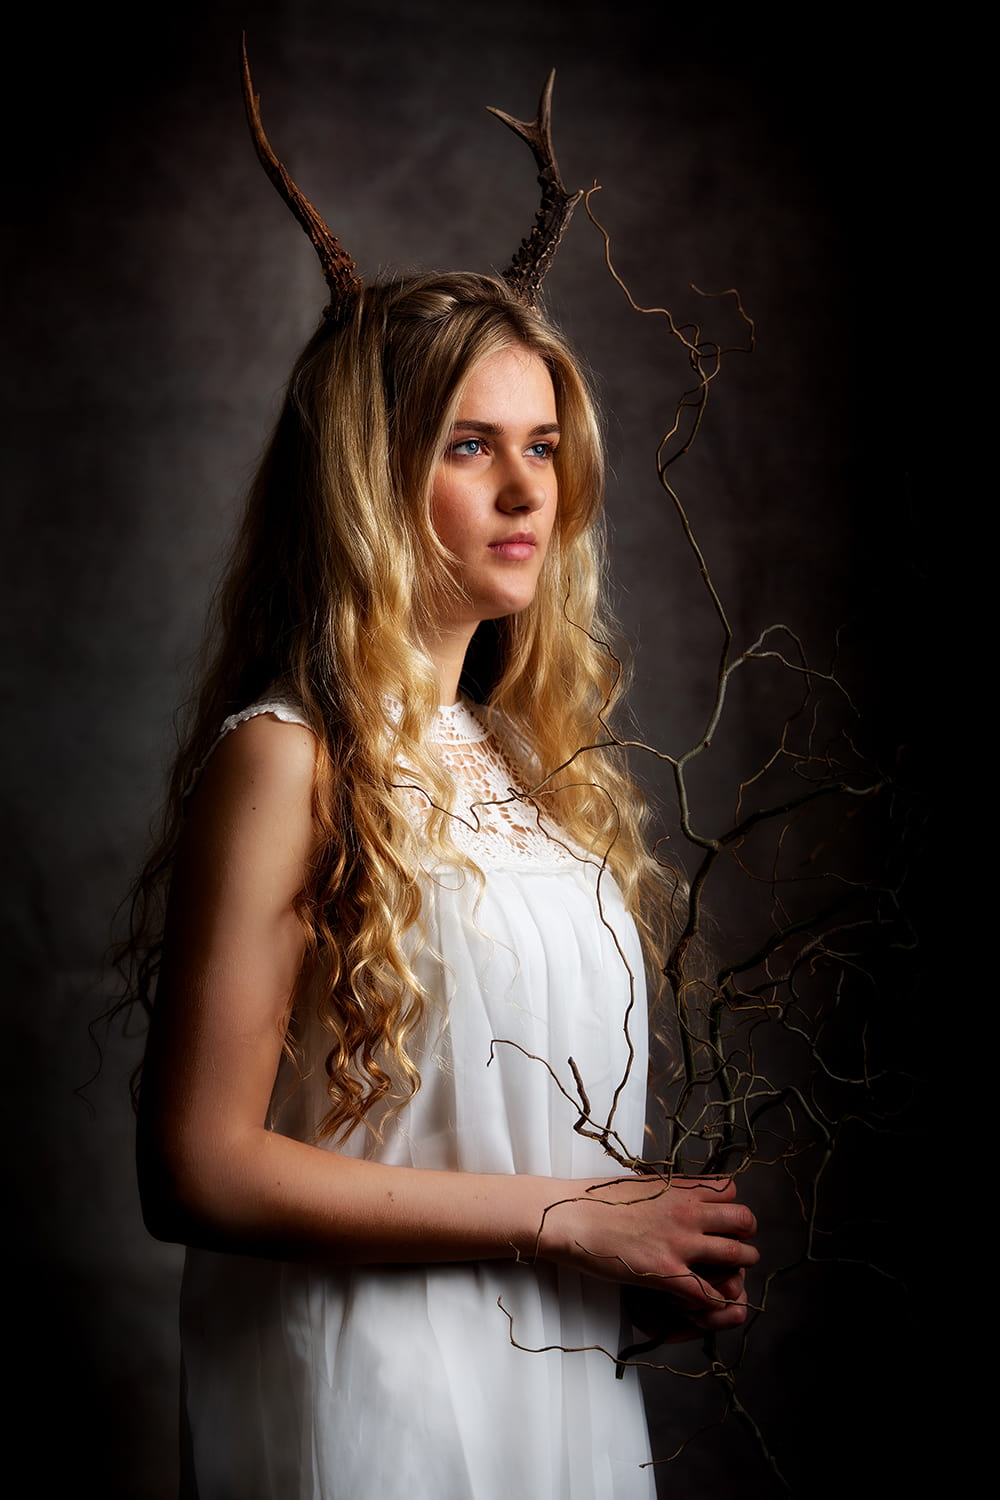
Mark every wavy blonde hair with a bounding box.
[122,271,673,1140]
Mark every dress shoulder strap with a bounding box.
[217,696,313,738]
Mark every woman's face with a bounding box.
[428,344,559,637]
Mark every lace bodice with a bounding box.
[215,695,581,875]
[401,698,579,874]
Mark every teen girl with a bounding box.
[127,58,758,1500]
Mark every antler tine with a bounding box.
[241,37,362,321]
[487,70,583,305]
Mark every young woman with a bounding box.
[126,61,758,1500]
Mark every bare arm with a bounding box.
[138,715,757,1319]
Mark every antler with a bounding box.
[241,37,362,322]
[488,71,583,306]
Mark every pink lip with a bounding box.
[489,533,536,561]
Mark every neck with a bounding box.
[423,622,477,707]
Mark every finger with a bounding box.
[656,1260,749,1308]
[650,1260,752,1309]
[690,1301,749,1332]
[682,1267,745,1309]
[686,1234,760,1271]
[697,1201,757,1238]
[658,1187,755,1240]
[695,1268,745,1305]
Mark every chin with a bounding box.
[482,575,544,620]
[481,591,537,621]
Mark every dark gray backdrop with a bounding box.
[3,3,931,1496]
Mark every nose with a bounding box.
[497,455,550,514]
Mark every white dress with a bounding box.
[180,698,656,1500]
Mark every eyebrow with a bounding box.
[450,420,561,438]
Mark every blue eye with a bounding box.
[527,442,555,459]
[451,438,484,457]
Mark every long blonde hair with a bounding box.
[123,271,669,1139]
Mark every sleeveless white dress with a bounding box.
[179,698,656,1500]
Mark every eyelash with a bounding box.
[449,439,557,459]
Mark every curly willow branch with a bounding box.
[482,192,915,1494]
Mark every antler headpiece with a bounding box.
[241,39,582,322]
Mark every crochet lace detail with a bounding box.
[411,699,579,874]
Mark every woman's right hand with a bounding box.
[533,1174,758,1318]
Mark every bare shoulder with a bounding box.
[205,710,316,787]
[179,712,320,880]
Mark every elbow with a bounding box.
[136,1127,232,1249]
[137,1121,283,1254]
[137,1149,206,1246]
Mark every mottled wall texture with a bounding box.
[3,3,932,1497]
